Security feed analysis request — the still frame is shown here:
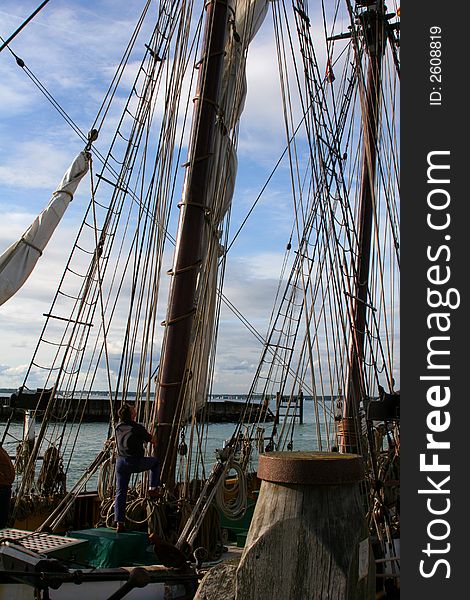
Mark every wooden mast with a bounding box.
[341,1,386,453]
[155,0,229,487]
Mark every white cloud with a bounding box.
[0,140,79,189]
[236,251,287,281]
[0,76,35,118]
[0,1,400,398]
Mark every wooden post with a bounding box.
[23,410,35,448]
[274,391,280,426]
[236,452,375,600]
[298,390,304,425]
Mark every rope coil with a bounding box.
[215,460,247,519]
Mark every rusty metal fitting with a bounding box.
[257,451,364,485]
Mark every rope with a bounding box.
[215,460,247,519]
[2,0,399,547]
[0,1,51,54]
[37,446,66,497]
[97,456,115,502]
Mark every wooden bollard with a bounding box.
[235,451,375,600]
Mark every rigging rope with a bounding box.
[0,1,51,54]
[3,1,399,546]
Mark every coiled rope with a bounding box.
[215,460,247,519]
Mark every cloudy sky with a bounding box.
[0,0,317,393]
[0,1,400,398]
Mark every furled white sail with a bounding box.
[0,151,89,306]
[190,0,269,413]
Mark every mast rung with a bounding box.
[318,135,341,159]
[83,220,105,233]
[31,361,60,371]
[57,290,82,301]
[293,6,310,27]
[66,266,99,282]
[144,43,162,60]
[277,312,300,323]
[40,338,83,352]
[327,31,352,42]
[344,292,377,312]
[293,250,314,262]
[96,173,130,195]
[43,313,94,327]
[268,343,294,352]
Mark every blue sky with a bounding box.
[0,0,309,392]
[0,1,400,397]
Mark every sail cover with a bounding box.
[0,151,89,306]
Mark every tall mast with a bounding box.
[341,1,386,453]
[155,0,229,487]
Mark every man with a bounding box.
[0,445,15,529]
[114,403,159,532]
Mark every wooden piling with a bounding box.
[235,451,375,600]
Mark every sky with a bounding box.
[0,1,400,396]
[0,0,310,394]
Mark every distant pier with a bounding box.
[0,390,276,423]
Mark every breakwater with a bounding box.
[0,393,275,423]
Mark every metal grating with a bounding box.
[0,528,85,555]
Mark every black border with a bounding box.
[402,3,466,597]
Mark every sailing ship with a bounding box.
[0,0,399,598]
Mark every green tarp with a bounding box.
[67,528,155,568]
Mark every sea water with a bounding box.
[1,400,334,489]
